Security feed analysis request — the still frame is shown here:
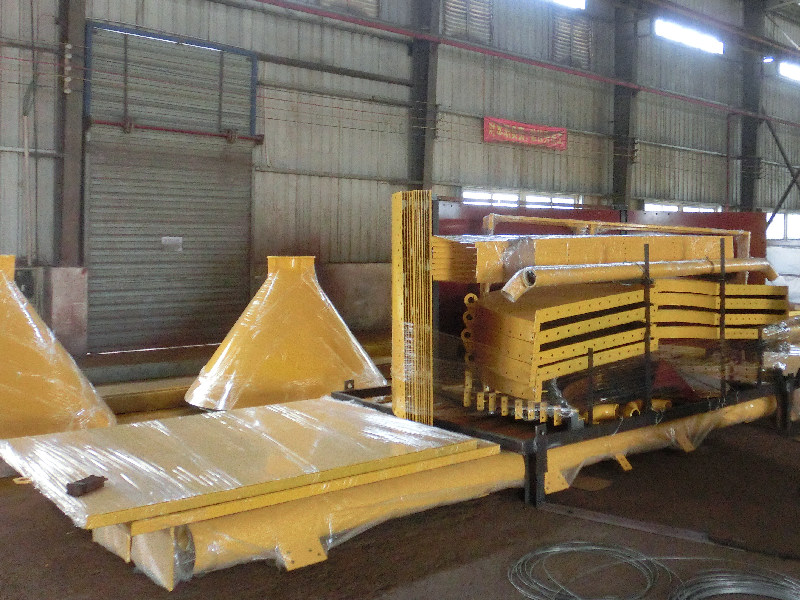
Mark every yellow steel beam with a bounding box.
[503,259,777,301]
[480,214,752,271]
[544,396,776,493]
[432,235,735,284]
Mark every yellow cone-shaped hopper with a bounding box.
[185,256,386,410]
[0,256,116,439]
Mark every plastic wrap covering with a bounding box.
[431,234,735,284]
[548,396,776,492]
[0,269,115,441]
[0,397,486,529]
[185,256,385,411]
[125,452,524,590]
[762,316,800,375]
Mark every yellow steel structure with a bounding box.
[185,256,385,411]
[128,442,499,536]
[0,397,482,530]
[432,234,736,284]
[91,394,777,590]
[124,451,525,590]
[0,256,116,440]
[652,279,789,341]
[543,395,776,493]
[502,258,778,301]
[481,213,753,267]
[392,191,434,424]
[464,284,657,405]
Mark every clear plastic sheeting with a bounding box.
[0,397,483,529]
[0,270,116,442]
[185,256,386,411]
[762,317,800,375]
[124,452,524,590]
[549,395,777,493]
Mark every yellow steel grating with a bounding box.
[391,191,434,424]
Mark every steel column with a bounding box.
[612,6,639,210]
[56,0,85,266]
[740,1,766,211]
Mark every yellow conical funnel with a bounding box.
[0,256,116,439]
[185,256,386,410]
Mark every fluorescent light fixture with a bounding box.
[764,56,775,63]
[552,0,586,9]
[644,203,679,212]
[654,18,724,55]
[779,61,800,82]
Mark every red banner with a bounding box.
[483,117,568,150]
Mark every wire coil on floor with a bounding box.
[669,569,800,600]
[508,541,669,600]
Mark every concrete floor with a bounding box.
[2,422,799,599]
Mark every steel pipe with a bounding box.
[502,259,779,302]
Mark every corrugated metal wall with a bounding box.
[0,0,59,264]
[87,0,415,272]
[632,0,742,205]
[760,15,800,212]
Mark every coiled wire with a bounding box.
[508,541,670,600]
[508,542,800,600]
[669,569,800,600]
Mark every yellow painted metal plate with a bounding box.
[654,279,787,297]
[0,255,14,279]
[129,442,500,536]
[0,397,482,529]
[655,292,788,311]
[656,325,761,340]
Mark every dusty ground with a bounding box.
[2,421,799,599]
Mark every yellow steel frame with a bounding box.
[392,191,434,424]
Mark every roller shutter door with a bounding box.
[84,26,255,351]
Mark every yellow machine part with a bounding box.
[391,191,434,424]
[125,451,525,590]
[544,395,776,493]
[185,256,386,411]
[432,234,735,284]
[0,258,116,440]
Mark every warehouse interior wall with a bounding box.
[2,0,800,350]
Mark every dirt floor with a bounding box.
[2,421,800,599]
